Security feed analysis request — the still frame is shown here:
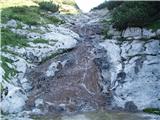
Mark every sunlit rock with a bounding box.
[6,19,17,28]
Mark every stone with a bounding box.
[123,27,142,39]
[124,101,138,112]
[46,62,59,77]
[6,19,17,28]
[27,32,41,40]
[156,29,160,36]
[0,85,27,113]
[143,28,156,38]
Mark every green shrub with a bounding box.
[1,28,29,47]
[39,1,59,12]
[147,20,160,30]
[102,1,160,30]
[1,6,63,25]
[143,108,160,115]
[112,2,160,30]
[2,6,42,25]
[105,1,123,10]
[101,29,112,39]
[1,56,18,81]
[32,38,49,44]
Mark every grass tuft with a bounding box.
[143,108,160,115]
[38,1,59,12]
[1,56,18,81]
[39,48,74,64]
[1,6,64,25]
[32,38,49,44]
[1,28,29,47]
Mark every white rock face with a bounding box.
[100,40,122,90]
[0,84,27,113]
[107,26,159,40]
[122,27,157,40]
[100,39,160,110]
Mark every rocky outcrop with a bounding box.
[108,26,160,40]
[0,20,79,113]
[99,39,160,110]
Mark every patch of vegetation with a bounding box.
[2,6,39,25]
[31,114,60,120]
[101,29,112,39]
[16,22,23,29]
[1,56,18,81]
[0,0,37,9]
[39,48,74,64]
[112,2,160,30]
[46,15,65,24]
[99,1,160,30]
[29,28,45,34]
[1,47,19,56]
[0,0,79,14]
[0,83,4,95]
[38,1,59,12]
[147,20,160,31]
[32,38,49,44]
[1,28,29,47]
[1,6,64,25]
[143,108,160,115]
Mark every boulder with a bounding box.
[6,19,17,28]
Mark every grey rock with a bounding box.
[143,28,156,38]
[124,101,138,112]
[156,29,160,36]
[27,32,40,40]
[123,27,142,39]
[6,19,17,28]
[122,27,157,39]
[145,40,160,54]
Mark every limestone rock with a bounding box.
[123,27,142,39]
[6,19,17,28]
[143,28,156,38]
[100,39,160,110]
[122,27,157,39]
